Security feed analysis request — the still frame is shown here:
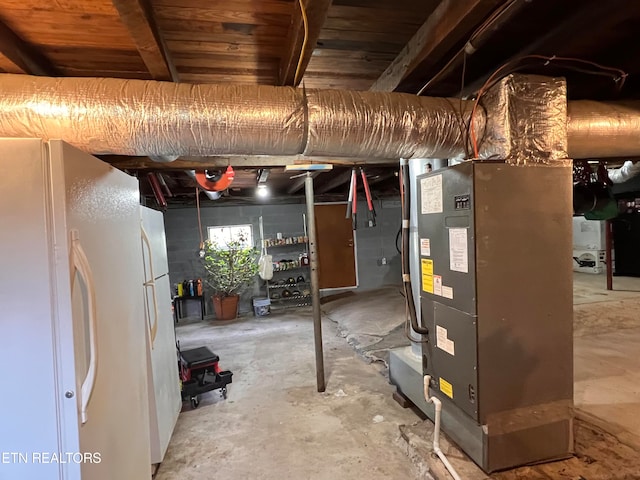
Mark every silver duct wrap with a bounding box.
[479,74,568,165]
[0,74,482,160]
[0,75,306,157]
[607,160,640,184]
[567,101,640,159]
[305,89,484,159]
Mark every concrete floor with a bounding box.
[156,310,423,480]
[159,272,640,479]
[573,272,640,449]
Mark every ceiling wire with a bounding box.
[293,0,309,86]
[196,187,204,248]
[416,0,520,97]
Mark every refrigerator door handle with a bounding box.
[141,226,159,347]
[70,229,98,425]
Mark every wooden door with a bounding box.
[314,203,357,289]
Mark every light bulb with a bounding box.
[256,184,270,198]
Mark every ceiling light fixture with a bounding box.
[256,184,270,198]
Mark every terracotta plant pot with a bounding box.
[212,294,239,320]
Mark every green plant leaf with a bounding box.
[201,232,259,298]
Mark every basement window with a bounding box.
[208,224,253,249]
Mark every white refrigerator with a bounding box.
[140,206,181,464]
[0,139,152,479]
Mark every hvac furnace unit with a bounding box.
[391,161,574,473]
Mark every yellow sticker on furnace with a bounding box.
[421,259,434,294]
[421,258,433,275]
[439,377,453,399]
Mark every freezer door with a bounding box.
[0,139,82,479]
[145,274,182,463]
[140,206,180,463]
[51,140,152,479]
[140,206,170,278]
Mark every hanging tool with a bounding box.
[345,167,358,229]
[360,167,376,227]
[345,167,376,230]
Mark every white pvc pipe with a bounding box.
[423,375,463,480]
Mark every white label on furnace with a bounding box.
[442,286,454,299]
[436,325,455,356]
[421,175,443,214]
[420,238,431,257]
[433,275,442,296]
[449,228,468,273]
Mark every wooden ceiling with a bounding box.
[0,0,639,205]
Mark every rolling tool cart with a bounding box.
[177,345,233,409]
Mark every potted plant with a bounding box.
[202,233,259,320]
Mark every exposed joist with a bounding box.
[367,171,397,186]
[370,0,502,92]
[287,171,319,194]
[103,155,397,170]
[0,19,58,75]
[458,0,621,98]
[112,0,179,81]
[315,169,353,194]
[279,0,333,86]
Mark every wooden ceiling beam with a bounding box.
[367,170,397,186]
[279,0,333,86]
[315,168,353,194]
[103,155,397,170]
[370,0,503,92]
[112,0,179,81]
[0,19,58,75]
[458,0,623,99]
[287,171,320,194]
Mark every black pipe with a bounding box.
[400,160,429,335]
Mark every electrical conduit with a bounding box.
[400,158,429,335]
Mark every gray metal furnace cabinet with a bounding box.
[417,161,573,472]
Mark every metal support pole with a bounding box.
[305,172,326,392]
[606,219,613,290]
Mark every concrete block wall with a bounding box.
[163,198,402,318]
[353,199,403,290]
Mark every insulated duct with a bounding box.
[567,101,640,159]
[608,160,640,184]
[0,74,483,161]
[185,170,222,200]
[2,73,640,162]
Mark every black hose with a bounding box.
[395,227,402,254]
[401,160,429,335]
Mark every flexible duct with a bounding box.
[567,101,640,159]
[185,170,222,200]
[0,74,483,161]
[3,73,640,161]
[608,160,640,184]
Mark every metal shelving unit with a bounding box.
[259,214,311,311]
